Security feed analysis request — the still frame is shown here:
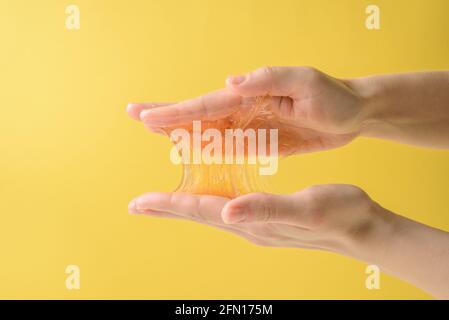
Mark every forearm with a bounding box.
[349,71,449,148]
[348,204,449,299]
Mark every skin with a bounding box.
[126,67,449,299]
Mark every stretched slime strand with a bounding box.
[160,95,291,198]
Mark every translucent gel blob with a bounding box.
[158,95,298,198]
[176,163,272,198]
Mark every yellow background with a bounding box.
[1,0,448,299]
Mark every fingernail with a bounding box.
[128,200,140,214]
[227,75,246,85]
[226,207,247,224]
[139,109,153,121]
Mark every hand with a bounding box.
[127,67,366,154]
[128,185,449,299]
[128,184,386,253]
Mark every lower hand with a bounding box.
[128,184,390,253]
[128,185,449,299]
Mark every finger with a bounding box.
[133,210,183,219]
[129,194,247,232]
[226,66,318,99]
[130,192,229,224]
[129,194,305,248]
[128,201,183,219]
[140,89,244,127]
[130,195,258,240]
[129,197,249,238]
[127,102,173,135]
[221,192,311,227]
[126,102,173,121]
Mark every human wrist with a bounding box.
[339,201,400,264]
[344,204,449,299]
[345,76,390,138]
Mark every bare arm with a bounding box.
[350,202,449,299]
[351,71,449,148]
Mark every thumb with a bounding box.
[221,192,309,227]
[225,66,316,99]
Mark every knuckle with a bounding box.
[298,184,374,229]
[299,186,328,228]
[296,66,322,83]
[302,185,326,206]
[331,184,371,204]
[297,65,318,75]
[260,66,277,90]
[259,65,275,76]
[254,66,287,95]
[196,196,209,221]
[174,194,196,218]
[346,184,369,199]
[344,185,373,209]
[257,193,276,222]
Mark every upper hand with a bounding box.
[127,66,366,154]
